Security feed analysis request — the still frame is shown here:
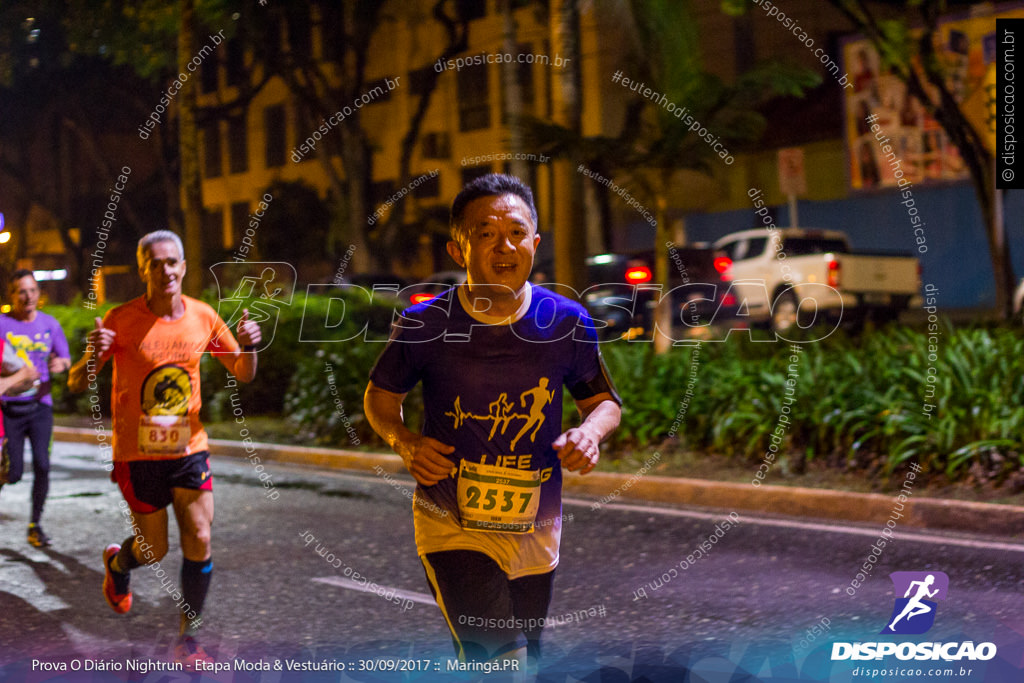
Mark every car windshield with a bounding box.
[717,237,766,261]
[781,237,849,256]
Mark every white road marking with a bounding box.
[191,452,1024,554]
[311,577,595,629]
[564,497,1024,553]
[312,576,436,605]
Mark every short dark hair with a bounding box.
[449,173,538,244]
[8,269,35,289]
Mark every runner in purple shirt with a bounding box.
[0,270,71,547]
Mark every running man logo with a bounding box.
[445,378,554,451]
[208,261,297,352]
[141,364,191,416]
[881,571,949,635]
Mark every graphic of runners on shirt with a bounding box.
[0,312,70,403]
[446,377,554,451]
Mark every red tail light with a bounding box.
[713,256,732,274]
[625,266,652,284]
[410,293,436,305]
[827,258,840,288]
[723,293,737,306]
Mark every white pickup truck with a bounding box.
[712,228,921,333]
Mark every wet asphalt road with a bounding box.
[1,441,1023,682]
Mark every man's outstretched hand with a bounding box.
[553,427,600,475]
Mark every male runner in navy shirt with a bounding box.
[365,174,621,670]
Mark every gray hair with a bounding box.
[137,230,185,268]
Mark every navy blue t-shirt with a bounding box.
[369,283,602,577]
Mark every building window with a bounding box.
[421,132,450,159]
[502,161,537,190]
[456,0,487,21]
[461,166,490,186]
[412,173,440,199]
[364,78,395,104]
[500,47,535,122]
[230,201,251,248]
[320,4,343,63]
[370,180,397,209]
[457,62,489,131]
[409,65,435,97]
[287,5,312,60]
[732,13,756,75]
[228,116,248,174]
[265,21,282,62]
[264,105,287,168]
[202,122,221,178]
[202,208,224,256]
[226,38,245,87]
[201,57,218,94]
[294,111,316,162]
[517,57,534,111]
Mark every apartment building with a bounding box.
[196,0,638,277]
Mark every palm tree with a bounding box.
[178,0,203,296]
[549,0,587,298]
[523,0,819,351]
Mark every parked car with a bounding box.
[332,272,413,295]
[402,270,467,306]
[542,253,657,340]
[712,228,922,333]
[534,248,735,340]
[401,249,735,341]
[348,273,412,290]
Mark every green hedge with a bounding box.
[47,297,117,415]
[45,288,400,425]
[48,293,1024,481]
[599,324,1024,479]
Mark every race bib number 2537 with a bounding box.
[457,460,541,534]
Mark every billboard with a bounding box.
[843,4,1024,190]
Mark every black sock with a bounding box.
[180,558,212,636]
[112,537,141,574]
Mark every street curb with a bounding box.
[54,427,1024,539]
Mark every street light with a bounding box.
[0,232,10,244]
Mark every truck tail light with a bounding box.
[625,266,652,284]
[827,258,840,288]
[713,256,732,274]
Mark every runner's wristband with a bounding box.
[243,345,257,352]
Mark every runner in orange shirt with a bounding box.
[69,230,261,669]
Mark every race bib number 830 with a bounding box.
[138,415,189,456]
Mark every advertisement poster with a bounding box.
[843,5,1024,190]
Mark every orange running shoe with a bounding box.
[173,635,214,672]
[102,544,132,614]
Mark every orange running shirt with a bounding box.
[100,295,239,462]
